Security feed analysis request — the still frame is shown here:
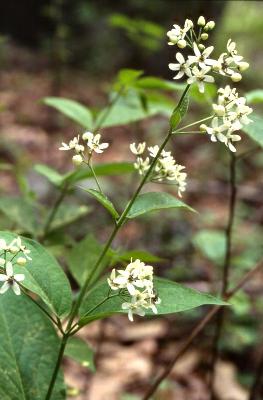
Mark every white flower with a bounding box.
[169,53,191,79]
[59,136,84,153]
[0,262,25,296]
[188,42,214,68]
[85,133,109,154]
[0,239,8,251]
[130,142,146,155]
[227,39,243,64]
[167,24,182,45]
[134,157,150,175]
[122,296,146,322]
[108,258,161,322]
[231,72,242,82]
[148,145,160,158]
[9,237,32,260]
[187,66,214,93]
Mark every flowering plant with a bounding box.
[0,15,261,400]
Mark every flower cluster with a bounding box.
[130,142,187,197]
[59,132,109,166]
[0,237,31,296]
[108,259,161,322]
[168,16,249,92]
[200,86,253,152]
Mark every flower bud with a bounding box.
[72,154,83,166]
[75,144,84,153]
[177,39,186,49]
[201,33,209,40]
[17,257,27,266]
[238,62,249,72]
[10,246,19,254]
[213,104,225,117]
[198,44,205,51]
[204,21,215,31]
[82,131,93,141]
[197,16,206,26]
[231,72,242,82]
[200,124,207,133]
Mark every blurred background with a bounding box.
[0,0,263,399]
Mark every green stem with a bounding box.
[69,292,120,336]
[93,87,124,132]
[174,115,213,133]
[45,334,68,400]
[45,84,191,400]
[42,183,68,238]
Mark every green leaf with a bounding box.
[0,292,65,399]
[192,229,226,264]
[246,90,263,104]
[242,114,263,148]
[34,164,64,187]
[84,189,119,220]
[127,192,194,219]
[116,69,144,88]
[0,197,38,235]
[43,97,93,129]
[113,249,164,264]
[170,94,189,130]
[0,231,72,318]
[135,77,185,91]
[68,234,110,286]
[65,337,95,371]
[47,203,91,232]
[64,162,135,186]
[79,277,227,325]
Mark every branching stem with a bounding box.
[44,84,191,400]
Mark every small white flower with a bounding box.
[122,297,146,322]
[148,145,160,158]
[59,136,84,153]
[86,133,109,154]
[169,53,191,79]
[130,142,146,155]
[187,65,214,93]
[134,157,150,175]
[231,72,242,82]
[0,239,8,251]
[0,262,25,296]
[9,237,32,260]
[188,42,214,68]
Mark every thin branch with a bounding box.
[42,183,68,238]
[208,152,237,399]
[142,258,263,400]
[249,348,263,400]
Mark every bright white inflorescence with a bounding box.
[59,132,109,166]
[167,16,249,93]
[0,237,31,296]
[200,86,253,152]
[130,143,187,197]
[108,258,161,322]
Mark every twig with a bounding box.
[208,152,237,399]
[142,258,263,400]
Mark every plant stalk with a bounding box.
[42,183,68,238]
[44,84,191,400]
